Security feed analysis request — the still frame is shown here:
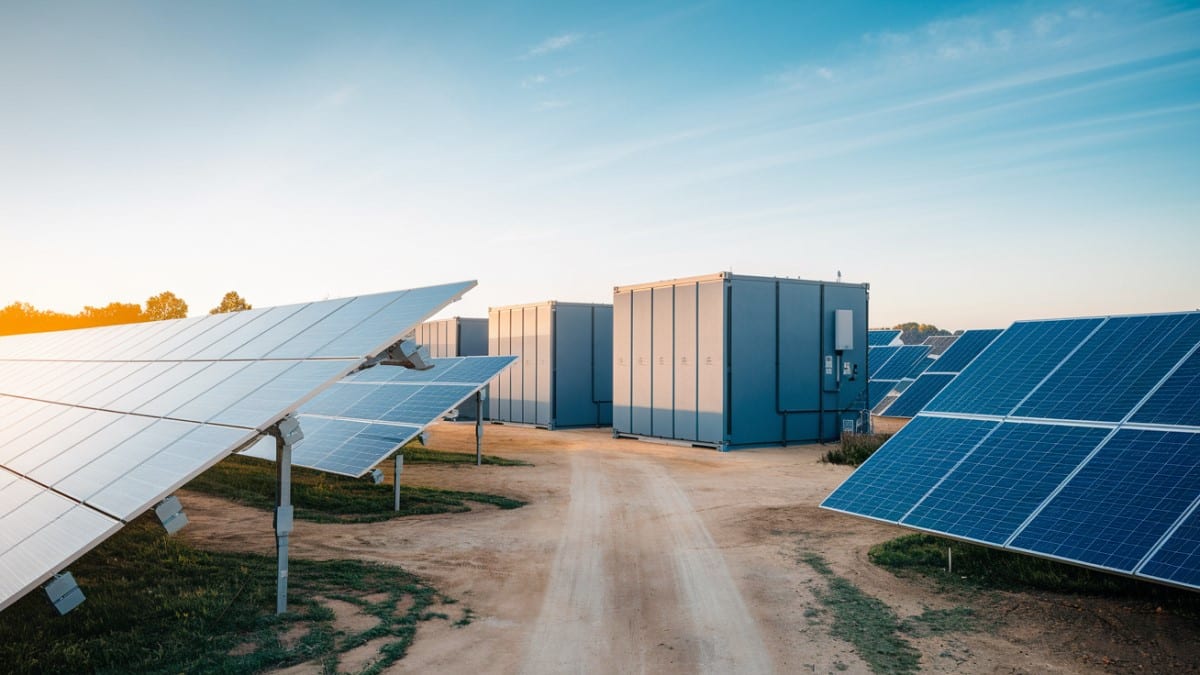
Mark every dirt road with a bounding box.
[180,424,1200,674]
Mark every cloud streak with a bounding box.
[524,32,582,58]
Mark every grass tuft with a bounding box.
[186,455,524,523]
[400,445,530,466]
[824,433,891,466]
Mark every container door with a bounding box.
[673,283,698,441]
[652,286,674,437]
[631,289,653,436]
[696,280,725,444]
[536,304,553,427]
[523,308,538,424]
[592,305,614,426]
[612,292,632,433]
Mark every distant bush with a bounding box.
[823,432,891,466]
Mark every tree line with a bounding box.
[890,322,964,345]
[0,291,252,336]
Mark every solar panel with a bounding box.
[244,356,517,477]
[869,380,901,409]
[824,310,1200,591]
[922,335,959,356]
[0,280,476,612]
[925,319,1104,416]
[879,373,956,418]
[869,330,901,346]
[905,355,935,379]
[926,329,1004,374]
[872,345,932,381]
[868,346,901,378]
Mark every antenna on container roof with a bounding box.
[837,270,842,282]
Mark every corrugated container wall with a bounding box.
[408,317,489,419]
[488,302,613,429]
[613,273,869,449]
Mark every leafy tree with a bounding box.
[144,291,188,321]
[209,291,252,314]
[892,322,953,345]
[79,302,145,327]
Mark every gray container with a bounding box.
[613,272,869,450]
[409,317,489,419]
[408,317,488,357]
[488,302,613,429]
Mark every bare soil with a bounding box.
[179,423,1200,674]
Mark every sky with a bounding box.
[0,0,1197,330]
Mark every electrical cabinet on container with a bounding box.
[487,302,613,429]
[612,272,869,450]
[408,317,489,419]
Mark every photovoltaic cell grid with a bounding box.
[868,346,901,378]
[875,329,1004,417]
[922,335,959,356]
[0,280,475,612]
[869,330,902,346]
[873,346,931,381]
[869,381,900,409]
[823,311,1200,591]
[243,356,517,477]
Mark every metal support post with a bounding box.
[394,454,404,512]
[475,390,483,466]
[274,436,293,615]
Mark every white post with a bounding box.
[948,546,953,575]
[475,390,483,466]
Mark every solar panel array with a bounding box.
[878,329,1004,417]
[823,311,1200,590]
[243,355,517,477]
[869,329,902,346]
[0,281,475,611]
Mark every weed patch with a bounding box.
[824,433,891,466]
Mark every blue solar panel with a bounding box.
[869,330,901,346]
[1014,314,1200,423]
[828,311,1200,590]
[1140,502,1200,588]
[923,335,958,356]
[873,346,932,381]
[905,356,935,379]
[822,416,997,522]
[1011,430,1200,572]
[882,373,957,418]
[928,329,1003,373]
[1132,349,1200,427]
[902,423,1111,544]
[869,381,899,408]
[926,319,1103,416]
[868,346,900,378]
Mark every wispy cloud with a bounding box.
[524,32,582,59]
[522,74,548,88]
[535,99,571,111]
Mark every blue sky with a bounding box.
[1,0,1196,329]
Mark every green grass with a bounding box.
[823,432,892,466]
[0,516,463,674]
[900,607,977,637]
[185,455,524,523]
[870,534,1200,611]
[399,445,530,466]
[801,551,921,674]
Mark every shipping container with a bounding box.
[408,317,489,419]
[612,272,869,450]
[488,302,613,429]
